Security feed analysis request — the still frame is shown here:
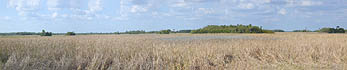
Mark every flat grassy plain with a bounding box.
[0,32,347,70]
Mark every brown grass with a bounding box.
[0,32,347,70]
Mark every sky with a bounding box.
[0,0,347,32]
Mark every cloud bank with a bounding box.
[5,0,346,22]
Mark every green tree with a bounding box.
[319,26,345,33]
[176,30,192,33]
[272,29,285,32]
[158,29,171,34]
[124,30,146,34]
[65,32,76,36]
[191,24,267,34]
[114,32,121,34]
[40,30,52,36]
[293,30,312,32]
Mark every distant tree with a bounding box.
[124,30,146,34]
[293,30,312,32]
[336,26,345,33]
[191,24,268,34]
[272,29,285,32]
[319,26,345,33]
[158,29,171,34]
[114,32,121,34]
[262,30,275,33]
[15,32,39,35]
[147,31,159,33]
[65,32,76,36]
[191,29,208,34]
[249,26,262,33]
[320,28,335,33]
[176,30,192,33]
[40,30,52,36]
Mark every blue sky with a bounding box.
[0,0,347,32]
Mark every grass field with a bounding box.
[0,32,347,70]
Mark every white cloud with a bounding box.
[52,12,58,18]
[46,0,61,11]
[238,3,255,9]
[278,8,287,15]
[4,0,330,22]
[4,16,11,20]
[88,0,103,12]
[130,5,148,13]
[8,0,41,11]
[7,0,41,17]
[0,16,11,20]
[197,8,215,14]
[7,0,105,20]
[286,0,323,7]
[300,1,323,6]
[171,2,188,8]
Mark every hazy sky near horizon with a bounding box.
[0,0,347,32]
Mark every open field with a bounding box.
[0,32,347,70]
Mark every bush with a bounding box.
[15,32,39,35]
[293,30,312,32]
[272,29,285,32]
[40,30,52,36]
[124,30,146,34]
[319,26,345,33]
[114,32,121,34]
[158,29,171,34]
[176,30,192,33]
[65,32,76,36]
[191,29,208,34]
[262,30,275,33]
[191,24,267,33]
[319,28,335,33]
[337,28,345,33]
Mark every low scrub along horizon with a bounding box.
[1,25,345,36]
[1,33,347,70]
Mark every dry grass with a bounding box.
[0,32,347,70]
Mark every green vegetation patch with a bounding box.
[158,29,171,34]
[65,32,76,36]
[319,26,345,33]
[0,52,9,64]
[40,30,52,36]
[190,24,273,34]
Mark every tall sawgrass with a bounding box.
[0,33,346,70]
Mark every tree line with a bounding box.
[190,24,274,33]
[291,26,345,33]
[0,25,346,36]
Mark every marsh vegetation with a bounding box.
[0,33,347,70]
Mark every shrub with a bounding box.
[191,24,266,33]
[176,30,192,33]
[15,32,39,35]
[293,30,312,32]
[158,29,171,34]
[40,30,52,36]
[191,29,208,34]
[272,29,285,32]
[336,28,345,33]
[262,30,275,33]
[319,28,335,33]
[124,30,146,34]
[319,26,345,33]
[114,32,121,34]
[66,32,76,36]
